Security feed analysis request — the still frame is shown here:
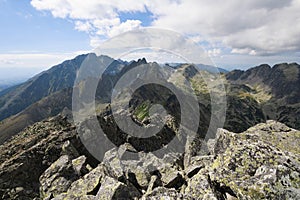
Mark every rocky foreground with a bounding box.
[0,115,299,199]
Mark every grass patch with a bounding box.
[134,101,151,121]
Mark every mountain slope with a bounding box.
[0,54,87,121]
[0,57,144,144]
[0,88,72,144]
[1,56,299,145]
[0,54,120,122]
[226,63,300,129]
[227,63,300,102]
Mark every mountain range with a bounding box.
[0,54,299,144]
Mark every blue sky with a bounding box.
[1,0,300,81]
[0,0,90,53]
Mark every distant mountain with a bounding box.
[0,84,12,92]
[226,63,300,129]
[164,63,228,73]
[0,54,124,122]
[0,80,22,92]
[227,63,300,102]
[0,56,142,143]
[0,54,86,121]
[0,57,299,199]
[0,53,299,144]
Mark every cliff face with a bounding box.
[0,114,299,199]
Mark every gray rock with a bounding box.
[146,175,161,194]
[96,176,141,199]
[160,170,184,189]
[142,187,193,199]
[62,140,80,159]
[184,169,217,199]
[207,122,300,199]
[39,155,79,198]
[64,164,106,197]
[72,155,88,175]
[126,165,150,190]
[1,111,300,200]
[0,115,78,199]
[102,148,125,181]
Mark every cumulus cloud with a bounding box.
[75,21,93,32]
[151,0,300,55]
[31,0,144,40]
[208,48,222,57]
[31,0,300,56]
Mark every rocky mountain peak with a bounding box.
[0,113,299,199]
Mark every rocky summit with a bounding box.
[0,113,299,199]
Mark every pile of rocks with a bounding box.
[0,114,299,199]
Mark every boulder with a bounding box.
[184,169,217,199]
[96,176,141,199]
[142,187,193,199]
[64,164,106,198]
[39,155,78,198]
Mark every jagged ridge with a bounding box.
[0,113,299,199]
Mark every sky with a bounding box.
[1,0,300,81]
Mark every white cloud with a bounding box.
[121,49,186,63]
[75,21,93,32]
[150,0,300,55]
[92,18,142,38]
[231,48,257,56]
[208,48,221,57]
[108,20,142,37]
[89,36,105,48]
[30,0,300,57]
[31,0,144,44]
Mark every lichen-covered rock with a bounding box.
[39,154,92,199]
[160,169,184,189]
[62,140,80,159]
[102,148,125,181]
[53,193,97,200]
[184,168,218,199]
[142,187,194,199]
[137,152,185,190]
[39,155,79,198]
[64,164,105,197]
[0,115,81,199]
[208,121,300,199]
[1,111,299,200]
[185,155,214,178]
[96,176,141,199]
[48,121,300,199]
[126,165,150,190]
[72,155,89,175]
[213,128,234,155]
[145,175,161,194]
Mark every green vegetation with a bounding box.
[134,101,151,121]
[237,84,272,104]
[190,74,209,95]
